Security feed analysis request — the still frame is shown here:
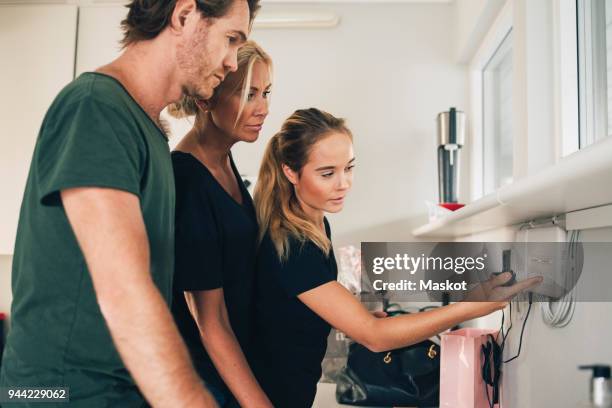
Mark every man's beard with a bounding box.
[182,81,211,102]
[176,22,214,101]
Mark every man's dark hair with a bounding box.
[120,0,260,47]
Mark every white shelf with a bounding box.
[412,136,612,238]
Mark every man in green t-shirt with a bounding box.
[0,1,259,406]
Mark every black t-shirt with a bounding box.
[171,151,258,395]
[251,219,337,408]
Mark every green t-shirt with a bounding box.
[0,72,175,407]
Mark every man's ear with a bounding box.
[169,0,198,34]
[282,164,298,185]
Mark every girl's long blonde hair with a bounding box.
[254,108,352,261]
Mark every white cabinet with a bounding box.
[0,5,78,254]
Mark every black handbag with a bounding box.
[335,308,440,407]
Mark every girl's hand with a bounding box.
[463,272,543,317]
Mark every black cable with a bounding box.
[482,294,533,407]
[506,301,514,341]
[500,301,514,350]
[485,380,494,408]
[482,308,508,408]
[496,308,505,342]
[481,334,499,408]
[504,293,533,363]
[502,304,512,346]
[484,334,502,407]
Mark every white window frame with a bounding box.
[468,0,513,201]
[469,0,581,202]
[576,0,609,148]
[552,0,580,157]
[482,30,514,196]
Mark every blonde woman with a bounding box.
[168,41,273,407]
[250,108,542,407]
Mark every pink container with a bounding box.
[440,328,500,408]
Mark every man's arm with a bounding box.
[61,187,216,408]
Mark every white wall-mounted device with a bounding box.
[511,226,583,299]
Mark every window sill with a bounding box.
[412,136,612,238]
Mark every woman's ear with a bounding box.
[282,164,298,185]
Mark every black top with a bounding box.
[171,151,258,395]
[251,219,337,408]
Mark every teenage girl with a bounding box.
[249,108,542,407]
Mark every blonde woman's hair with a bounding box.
[168,40,272,126]
[254,108,353,261]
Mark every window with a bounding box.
[577,0,612,147]
[482,31,513,195]
[467,1,513,201]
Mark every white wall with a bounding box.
[0,5,468,406]
[450,1,612,406]
[245,3,468,246]
[0,4,77,254]
[0,2,467,303]
[461,225,612,408]
[454,0,488,60]
[454,0,507,62]
[501,226,612,408]
[512,0,558,180]
[2,4,611,408]
[71,2,468,247]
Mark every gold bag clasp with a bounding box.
[427,344,437,359]
[383,352,392,364]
